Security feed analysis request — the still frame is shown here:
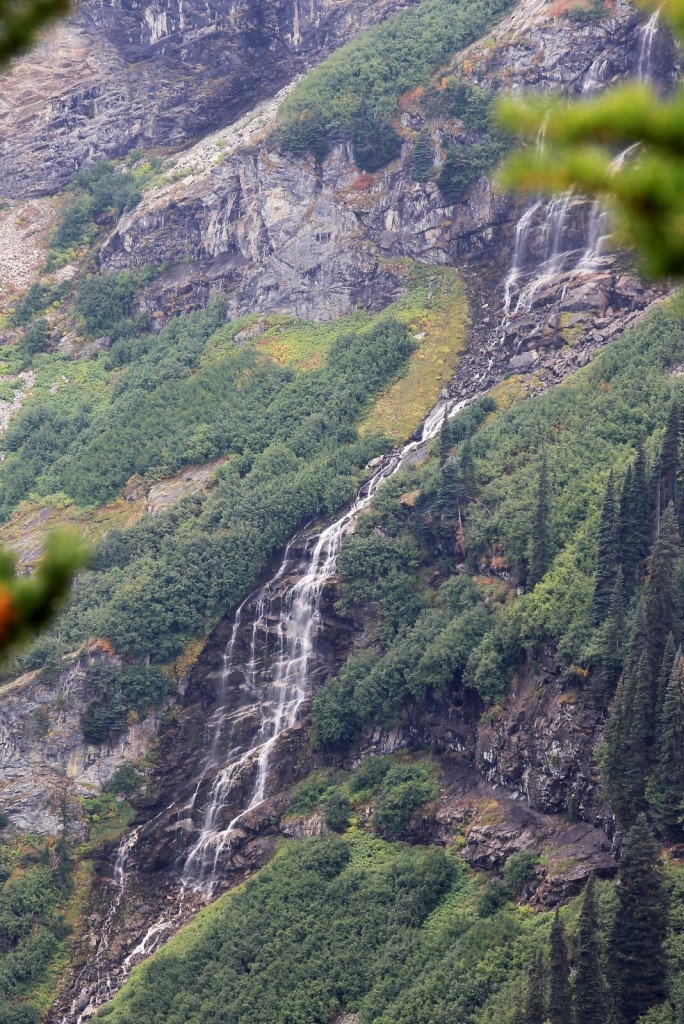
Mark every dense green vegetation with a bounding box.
[312,295,684,753]
[0,830,74,1024]
[273,0,514,171]
[97,822,684,1024]
[0,299,419,729]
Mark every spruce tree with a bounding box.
[649,653,684,840]
[643,503,681,686]
[601,678,629,825]
[624,650,653,819]
[438,410,452,465]
[436,458,460,543]
[591,567,626,704]
[593,471,618,626]
[411,127,434,182]
[609,816,668,1024]
[529,453,551,586]
[526,947,546,1024]
[656,400,681,521]
[549,910,572,1024]
[621,449,652,591]
[458,439,475,502]
[655,633,677,732]
[573,873,609,1024]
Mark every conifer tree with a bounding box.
[621,449,652,591]
[608,816,668,1024]
[438,410,452,465]
[573,873,609,1024]
[643,503,681,685]
[593,471,618,626]
[436,458,460,544]
[591,567,626,703]
[458,439,475,502]
[625,650,654,815]
[411,127,434,182]
[655,400,681,521]
[649,653,684,840]
[526,947,546,1024]
[601,678,629,825]
[655,633,677,731]
[529,453,551,586]
[549,910,572,1024]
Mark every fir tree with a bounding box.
[655,633,677,732]
[601,678,629,825]
[609,816,668,1024]
[526,947,546,1024]
[655,399,681,522]
[549,910,572,1024]
[643,503,681,686]
[649,653,684,840]
[625,650,653,817]
[436,458,460,544]
[54,789,73,893]
[411,127,434,182]
[438,410,452,465]
[573,873,609,1024]
[593,470,618,626]
[529,453,551,586]
[458,439,475,502]
[621,449,652,591]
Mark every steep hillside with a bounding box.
[1,0,683,1022]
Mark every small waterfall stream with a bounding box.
[65,394,472,1022]
[498,11,662,340]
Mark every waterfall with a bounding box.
[64,392,474,1021]
[499,10,662,335]
[638,9,661,80]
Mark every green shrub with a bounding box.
[502,851,539,896]
[75,272,138,338]
[322,792,352,832]
[107,763,142,798]
[371,762,438,838]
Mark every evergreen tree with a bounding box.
[625,650,653,817]
[609,816,668,1024]
[620,449,651,591]
[458,439,475,502]
[655,633,677,732]
[655,400,681,522]
[649,653,684,840]
[601,678,629,825]
[590,567,626,704]
[526,947,546,1024]
[573,873,609,1024]
[411,127,434,182]
[549,910,572,1024]
[54,789,73,893]
[436,458,460,544]
[438,410,452,464]
[643,503,681,686]
[593,470,618,625]
[529,453,551,586]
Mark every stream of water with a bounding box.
[498,11,661,339]
[64,393,473,1022]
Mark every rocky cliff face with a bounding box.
[96,0,674,331]
[0,0,414,200]
[0,660,161,834]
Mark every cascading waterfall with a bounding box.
[66,393,473,1022]
[638,9,661,80]
[499,10,662,337]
